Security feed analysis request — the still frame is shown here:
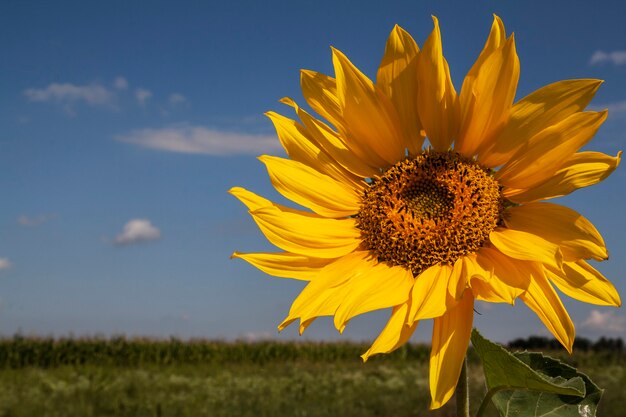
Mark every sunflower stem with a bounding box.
[456,356,470,417]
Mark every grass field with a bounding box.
[0,338,623,417]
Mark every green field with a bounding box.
[0,337,623,417]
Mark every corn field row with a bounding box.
[0,335,622,369]
[0,336,432,368]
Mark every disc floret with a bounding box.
[356,151,505,276]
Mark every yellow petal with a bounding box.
[361,302,418,362]
[496,111,608,190]
[265,110,360,187]
[449,256,480,300]
[457,20,519,158]
[278,252,371,332]
[250,206,361,259]
[259,155,361,218]
[545,260,621,307]
[480,79,603,167]
[429,290,474,409]
[504,151,622,203]
[334,262,414,332]
[231,251,333,281]
[416,16,459,151]
[471,278,514,304]
[333,47,406,166]
[376,24,424,156]
[475,15,507,54]
[300,69,343,130]
[520,266,575,353]
[473,247,529,303]
[489,228,562,270]
[280,97,379,179]
[505,202,607,261]
[229,186,302,213]
[408,264,453,322]
[460,251,520,304]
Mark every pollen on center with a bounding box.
[356,150,505,276]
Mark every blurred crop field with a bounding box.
[0,336,623,417]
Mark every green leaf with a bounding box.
[472,329,585,396]
[490,352,602,417]
[471,329,602,417]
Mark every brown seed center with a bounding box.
[356,151,505,276]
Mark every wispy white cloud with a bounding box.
[17,213,57,227]
[0,258,12,271]
[24,78,190,115]
[24,82,114,106]
[581,310,626,333]
[114,76,129,90]
[135,88,153,105]
[589,50,626,66]
[116,125,280,155]
[169,93,187,105]
[114,219,161,246]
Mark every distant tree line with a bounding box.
[508,335,624,352]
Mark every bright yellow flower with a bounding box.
[230,16,621,408]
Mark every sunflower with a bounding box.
[230,16,621,408]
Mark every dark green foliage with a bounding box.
[0,335,430,368]
[491,353,602,417]
[0,336,623,417]
[472,330,602,417]
[508,336,624,353]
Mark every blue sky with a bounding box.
[1,0,625,344]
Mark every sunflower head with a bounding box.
[231,15,621,409]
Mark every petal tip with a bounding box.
[278,316,294,332]
[429,399,445,410]
[227,186,243,196]
[279,96,296,107]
